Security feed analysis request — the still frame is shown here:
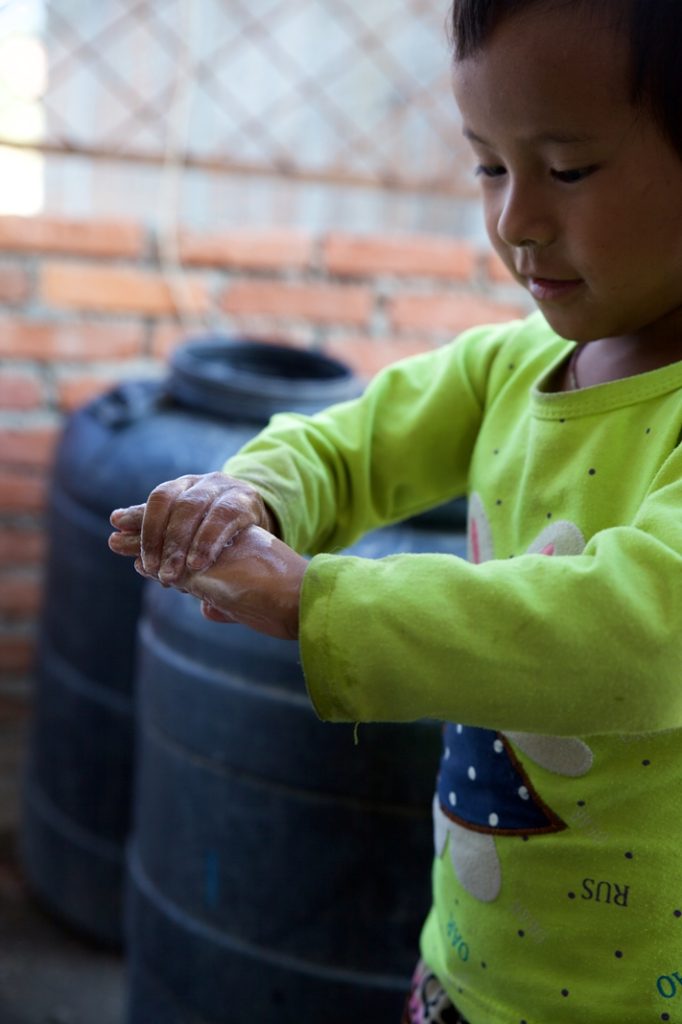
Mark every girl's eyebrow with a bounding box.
[462,126,596,146]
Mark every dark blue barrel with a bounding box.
[125,512,468,1023]
[20,338,360,946]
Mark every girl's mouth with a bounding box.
[527,277,583,302]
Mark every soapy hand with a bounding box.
[109,472,278,585]
[108,519,306,641]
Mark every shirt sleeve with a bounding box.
[299,447,682,737]
[223,322,509,555]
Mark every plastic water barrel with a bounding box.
[21,338,360,946]
[125,512,468,1023]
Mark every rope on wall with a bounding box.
[156,0,212,333]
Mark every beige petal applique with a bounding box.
[504,732,594,777]
[433,796,502,902]
[467,492,494,564]
[526,520,586,557]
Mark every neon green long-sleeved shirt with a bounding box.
[224,313,682,1024]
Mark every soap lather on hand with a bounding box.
[108,472,306,641]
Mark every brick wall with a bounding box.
[0,213,529,716]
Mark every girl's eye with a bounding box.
[551,165,597,184]
[475,164,506,179]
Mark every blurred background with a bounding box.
[0,1,530,1021]
[2,0,482,229]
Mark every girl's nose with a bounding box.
[496,183,554,249]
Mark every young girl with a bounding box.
[110,1,682,1021]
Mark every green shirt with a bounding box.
[225,313,682,1023]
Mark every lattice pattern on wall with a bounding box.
[0,0,469,196]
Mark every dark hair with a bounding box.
[449,0,682,158]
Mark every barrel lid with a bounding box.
[168,336,361,422]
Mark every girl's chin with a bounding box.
[533,307,605,345]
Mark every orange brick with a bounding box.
[0,428,58,469]
[221,281,372,326]
[150,322,212,361]
[179,229,314,271]
[0,215,145,259]
[0,470,47,513]
[56,374,121,414]
[483,250,517,284]
[151,322,312,361]
[0,528,46,565]
[0,689,32,720]
[0,267,30,304]
[323,336,438,379]
[230,327,314,350]
[0,636,36,676]
[0,570,43,619]
[0,372,43,410]
[0,323,142,364]
[323,234,477,280]
[389,292,527,334]
[41,262,210,317]
[0,320,143,361]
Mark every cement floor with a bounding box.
[0,722,125,1024]
[0,831,126,1024]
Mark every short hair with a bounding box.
[449,0,682,159]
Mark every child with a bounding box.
[110,1,682,1020]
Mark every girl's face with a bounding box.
[452,4,682,353]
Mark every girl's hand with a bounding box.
[108,521,306,641]
[109,472,277,585]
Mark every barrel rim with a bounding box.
[169,336,359,405]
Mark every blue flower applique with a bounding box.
[433,494,593,902]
